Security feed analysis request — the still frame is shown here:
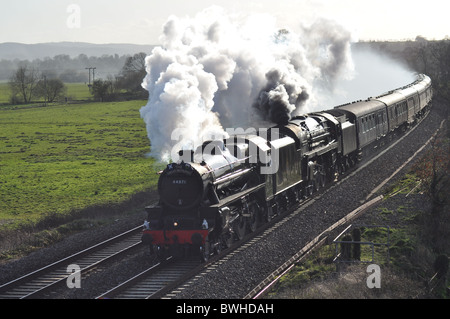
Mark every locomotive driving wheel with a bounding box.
[200,240,211,262]
[153,244,167,262]
[220,229,234,249]
[248,204,259,233]
[234,215,247,240]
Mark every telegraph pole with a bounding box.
[85,67,97,90]
[43,75,47,106]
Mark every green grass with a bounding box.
[0,82,10,104]
[65,83,92,100]
[0,100,160,230]
[384,173,421,198]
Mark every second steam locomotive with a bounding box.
[142,74,432,261]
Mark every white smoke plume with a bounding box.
[140,6,354,162]
[312,44,416,109]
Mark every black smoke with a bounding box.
[253,68,310,125]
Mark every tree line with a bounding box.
[357,37,450,102]
[410,38,450,103]
[7,52,148,104]
[89,52,147,102]
[0,53,128,82]
[9,65,66,104]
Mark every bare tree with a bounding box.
[117,52,147,95]
[9,65,40,103]
[122,52,147,74]
[36,77,67,103]
[412,41,431,75]
[429,40,450,102]
[412,39,450,102]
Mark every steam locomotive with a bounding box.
[141,74,432,261]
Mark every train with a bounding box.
[141,74,432,262]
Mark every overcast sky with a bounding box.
[1,0,448,44]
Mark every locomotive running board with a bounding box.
[303,141,339,159]
[210,183,266,208]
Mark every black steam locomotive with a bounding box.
[142,74,432,261]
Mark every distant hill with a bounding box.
[0,42,157,60]
[0,42,158,82]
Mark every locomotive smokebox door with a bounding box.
[158,163,204,210]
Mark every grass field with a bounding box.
[0,99,160,230]
[65,82,93,101]
[0,82,11,104]
[0,82,92,105]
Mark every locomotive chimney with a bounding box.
[178,150,194,162]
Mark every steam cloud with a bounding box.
[140,7,354,162]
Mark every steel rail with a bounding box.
[245,195,384,299]
[96,257,200,299]
[0,225,143,299]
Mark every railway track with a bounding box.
[95,197,317,299]
[0,226,143,299]
[96,256,199,299]
[245,195,385,299]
